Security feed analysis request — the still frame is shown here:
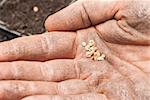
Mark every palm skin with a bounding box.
[0,0,150,100]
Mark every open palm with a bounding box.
[0,0,150,100]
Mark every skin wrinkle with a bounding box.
[117,20,134,36]
[106,54,137,85]
[85,72,109,90]
[86,0,119,25]
[79,10,87,29]
[57,33,75,59]
[10,40,20,59]
[73,59,81,79]
[11,62,26,80]
[97,78,135,100]
[100,74,134,99]
[11,62,29,81]
[95,20,123,45]
[132,61,150,75]
[117,20,150,44]
[72,32,77,59]
[104,43,150,74]
[114,21,132,43]
[111,50,149,78]
[43,62,54,81]
[97,84,111,100]
[58,80,91,95]
[95,18,150,45]
[81,1,93,27]
[124,0,150,34]
[94,26,112,54]
[106,42,150,62]
[108,0,120,20]
[57,82,63,95]
[10,82,30,99]
[28,82,37,96]
[42,33,54,59]
[78,3,90,29]
[115,80,135,100]
[11,62,19,80]
[39,64,47,81]
[39,34,50,60]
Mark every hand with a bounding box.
[0,0,150,100]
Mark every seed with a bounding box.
[82,42,87,47]
[90,50,95,55]
[88,43,94,47]
[85,45,91,51]
[89,40,95,44]
[101,54,106,58]
[97,56,104,61]
[86,51,93,58]
[88,40,95,47]
[94,50,100,57]
[89,47,97,55]
[93,56,98,60]
[93,47,98,51]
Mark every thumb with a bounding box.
[45,0,120,31]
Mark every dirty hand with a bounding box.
[0,0,150,100]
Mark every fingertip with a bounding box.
[44,16,51,31]
[44,1,87,32]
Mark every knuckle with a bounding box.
[40,34,53,57]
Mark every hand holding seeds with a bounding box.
[0,0,149,99]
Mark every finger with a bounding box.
[0,32,76,61]
[0,59,79,82]
[22,93,107,100]
[0,81,57,100]
[45,0,120,31]
[0,80,89,100]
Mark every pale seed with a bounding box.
[93,56,98,60]
[88,40,95,47]
[33,6,39,12]
[97,57,104,61]
[85,45,91,51]
[86,51,93,58]
[89,47,97,55]
[93,47,98,51]
[82,42,87,47]
[94,50,100,57]
[101,54,106,58]
[89,40,95,44]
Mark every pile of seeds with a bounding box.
[82,40,105,61]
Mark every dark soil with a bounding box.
[0,0,73,36]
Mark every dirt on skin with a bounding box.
[0,0,73,36]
